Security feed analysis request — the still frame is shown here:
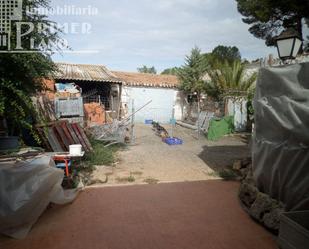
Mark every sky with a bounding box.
[49,0,277,72]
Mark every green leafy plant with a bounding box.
[178,47,208,96]
[0,80,41,142]
[83,140,117,167]
[206,61,257,100]
[137,65,157,74]
[0,0,63,141]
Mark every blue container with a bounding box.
[164,137,183,145]
[145,119,154,125]
[55,161,72,168]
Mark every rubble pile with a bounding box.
[236,158,285,232]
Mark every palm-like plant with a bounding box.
[207,61,257,100]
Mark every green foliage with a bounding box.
[208,168,239,181]
[207,61,257,100]
[218,169,239,181]
[178,47,208,95]
[236,0,309,47]
[137,65,157,74]
[247,87,255,122]
[83,140,117,167]
[161,67,181,75]
[207,45,241,67]
[0,80,40,141]
[116,175,135,183]
[0,0,60,137]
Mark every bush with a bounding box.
[83,140,117,166]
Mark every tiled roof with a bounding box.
[55,63,122,83]
[112,71,180,88]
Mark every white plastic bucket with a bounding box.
[69,144,82,156]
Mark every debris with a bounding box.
[233,160,242,171]
[151,121,183,145]
[0,155,80,239]
[89,119,131,144]
[152,121,169,139]
[239,182,258,208]
[144,178,159,184]
[176,111,215,132]
[238,160,285,232]
[84,103,106,126]
[36,121,93,153]
[116,175,135,183]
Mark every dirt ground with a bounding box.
[90,124,250,185]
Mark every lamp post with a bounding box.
[275,28,303,63]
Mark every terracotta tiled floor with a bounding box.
[0,181,278,249]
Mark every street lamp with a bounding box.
[275,28,303,62]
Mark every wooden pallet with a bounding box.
[37,121,93,153]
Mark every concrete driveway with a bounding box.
[0,181,277,249]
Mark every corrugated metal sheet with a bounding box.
[55,63,122,83]
[55,97,84,118]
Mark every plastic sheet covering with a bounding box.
[253,62,309,211]
[0,155,80,239]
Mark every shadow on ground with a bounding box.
[198,135,251,172]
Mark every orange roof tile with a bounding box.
[112,71,180,88]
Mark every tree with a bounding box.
[206,61,257,101]
[0,0,61,138]
[236,0,309,47]
[208,45,241,66]
[178,47,208,111]
[137,65,157,74]
[161,67,181,75]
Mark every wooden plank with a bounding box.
[71,123,89,152]
[65,122,80,145]
[61,122,75,145]
[54,123,70,151]
[35,121,64,128]
[47,127,64,152]
[52,126,67,151]
[36,128,52,152]
[75,123,93,151]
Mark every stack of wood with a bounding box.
[36,121,93,153]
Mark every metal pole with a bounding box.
[97,100,152,140]
[171,106,175,138]
[123,100,152,124]
[197,97,201,140]
[131,99,135,145]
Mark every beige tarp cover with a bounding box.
[253,62,309,211]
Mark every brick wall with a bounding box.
[84,103,106,126]
[42,78,56,100]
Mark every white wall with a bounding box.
[122,86,179,123]
[226,98,247,132]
